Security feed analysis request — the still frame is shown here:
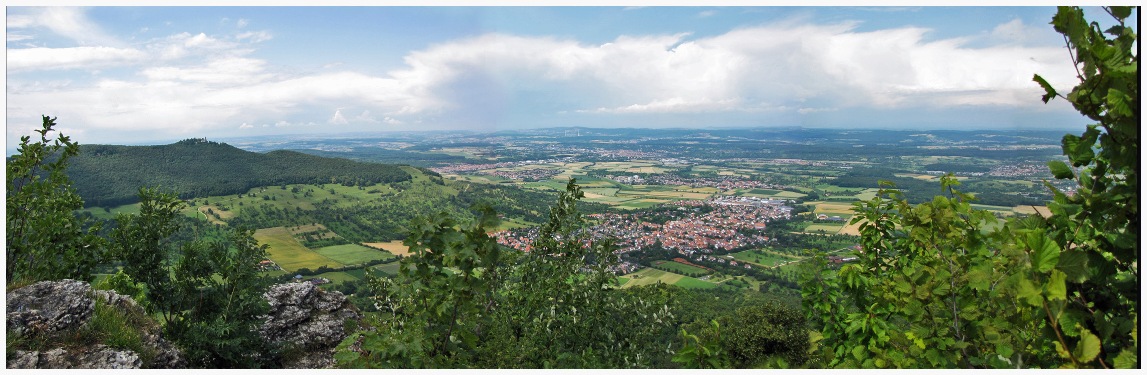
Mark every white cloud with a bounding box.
[988,19,1048,46]
[797,107,838,114]
[141,57,271,85]
[237,18,249,28]
[579,97,742,114]
[7,46,148,71]
[698,10,717,18]
[7,14,1080,146]
[30,7,125,47]
[236,30,272,43]
[329,109,348,125]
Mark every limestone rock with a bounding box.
[261,282,361,368]
[6,279,94,335]
[5,279,185,369]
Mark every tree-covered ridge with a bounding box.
[66,139,413,207]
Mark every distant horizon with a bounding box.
[8,5,1113,152]
[9,123,1077,153]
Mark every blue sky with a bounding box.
[6,5,1123,151]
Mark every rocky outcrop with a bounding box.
[6,279,93,335]
[9,345,142,369]
[6,279,185,369]
[260,282,362,368]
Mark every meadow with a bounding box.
[253,226,344,272]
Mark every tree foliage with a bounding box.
[804,6,1138,369]
[336,179,675,368]
[6,115,105,284]
[109,188,274,367]
[1032,5,1138,369]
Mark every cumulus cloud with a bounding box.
[7,13,1080,146]
[329,109,348,125]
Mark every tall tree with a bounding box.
[6,115,104,284]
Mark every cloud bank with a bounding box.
[6,8,1080,148]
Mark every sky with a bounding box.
[5,4,1124,152]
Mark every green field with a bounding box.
[313,244,395,265]
[805,223,845,234]
[729,249,802,268]
[619,267,716,289]
[372,262,402,275]
[673,277,721,289]
[316,270,362,284]
[254,227,345,272]
[652,260,710,275]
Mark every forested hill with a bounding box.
[67,138,414,207]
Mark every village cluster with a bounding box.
[492,196,792,274]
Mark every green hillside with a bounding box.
[67,138,413,206]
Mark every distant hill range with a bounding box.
[67,138,414,207]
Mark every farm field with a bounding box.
[619,267,720,290]
[619,268,684,288]
[254,226,344,272]
[363,240,412,256]
[672,277,721,289]
[805,223,845,234]
[729,249,802,268]
[313,244,394,265]
[652,260,710,275]
[315,270,362,285]
[372,262,402,275]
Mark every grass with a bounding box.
[620,268,683,288]
[652,260,710,275]
[673,277,721,289]
[372,262,402,275]
[729,249,802,267]
[805,223,844,234]
[315,271,363,284]
[254,226,345,272]
[313,244,395,265]
[619,267,719,289]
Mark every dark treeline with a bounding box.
[67,138,412,207]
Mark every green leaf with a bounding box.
[851,345,866,361]
[1109,6,1132,20]
[1073,328,1101,363]
[1017,278,1043,307]
[1045,269,1067,301]
[1113,348,1138,369]
[1028,232,1061,273]
[1056,249,1090,283]
[1054,341,1072,359]
[1033,74,1059,103]
[1047,160,1075,179]
[1105,88,1134,117]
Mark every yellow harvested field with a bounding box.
[813,202,857,215]
[1013,205,1052,218]
[838,219,865,236]
[363,240,413,256]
